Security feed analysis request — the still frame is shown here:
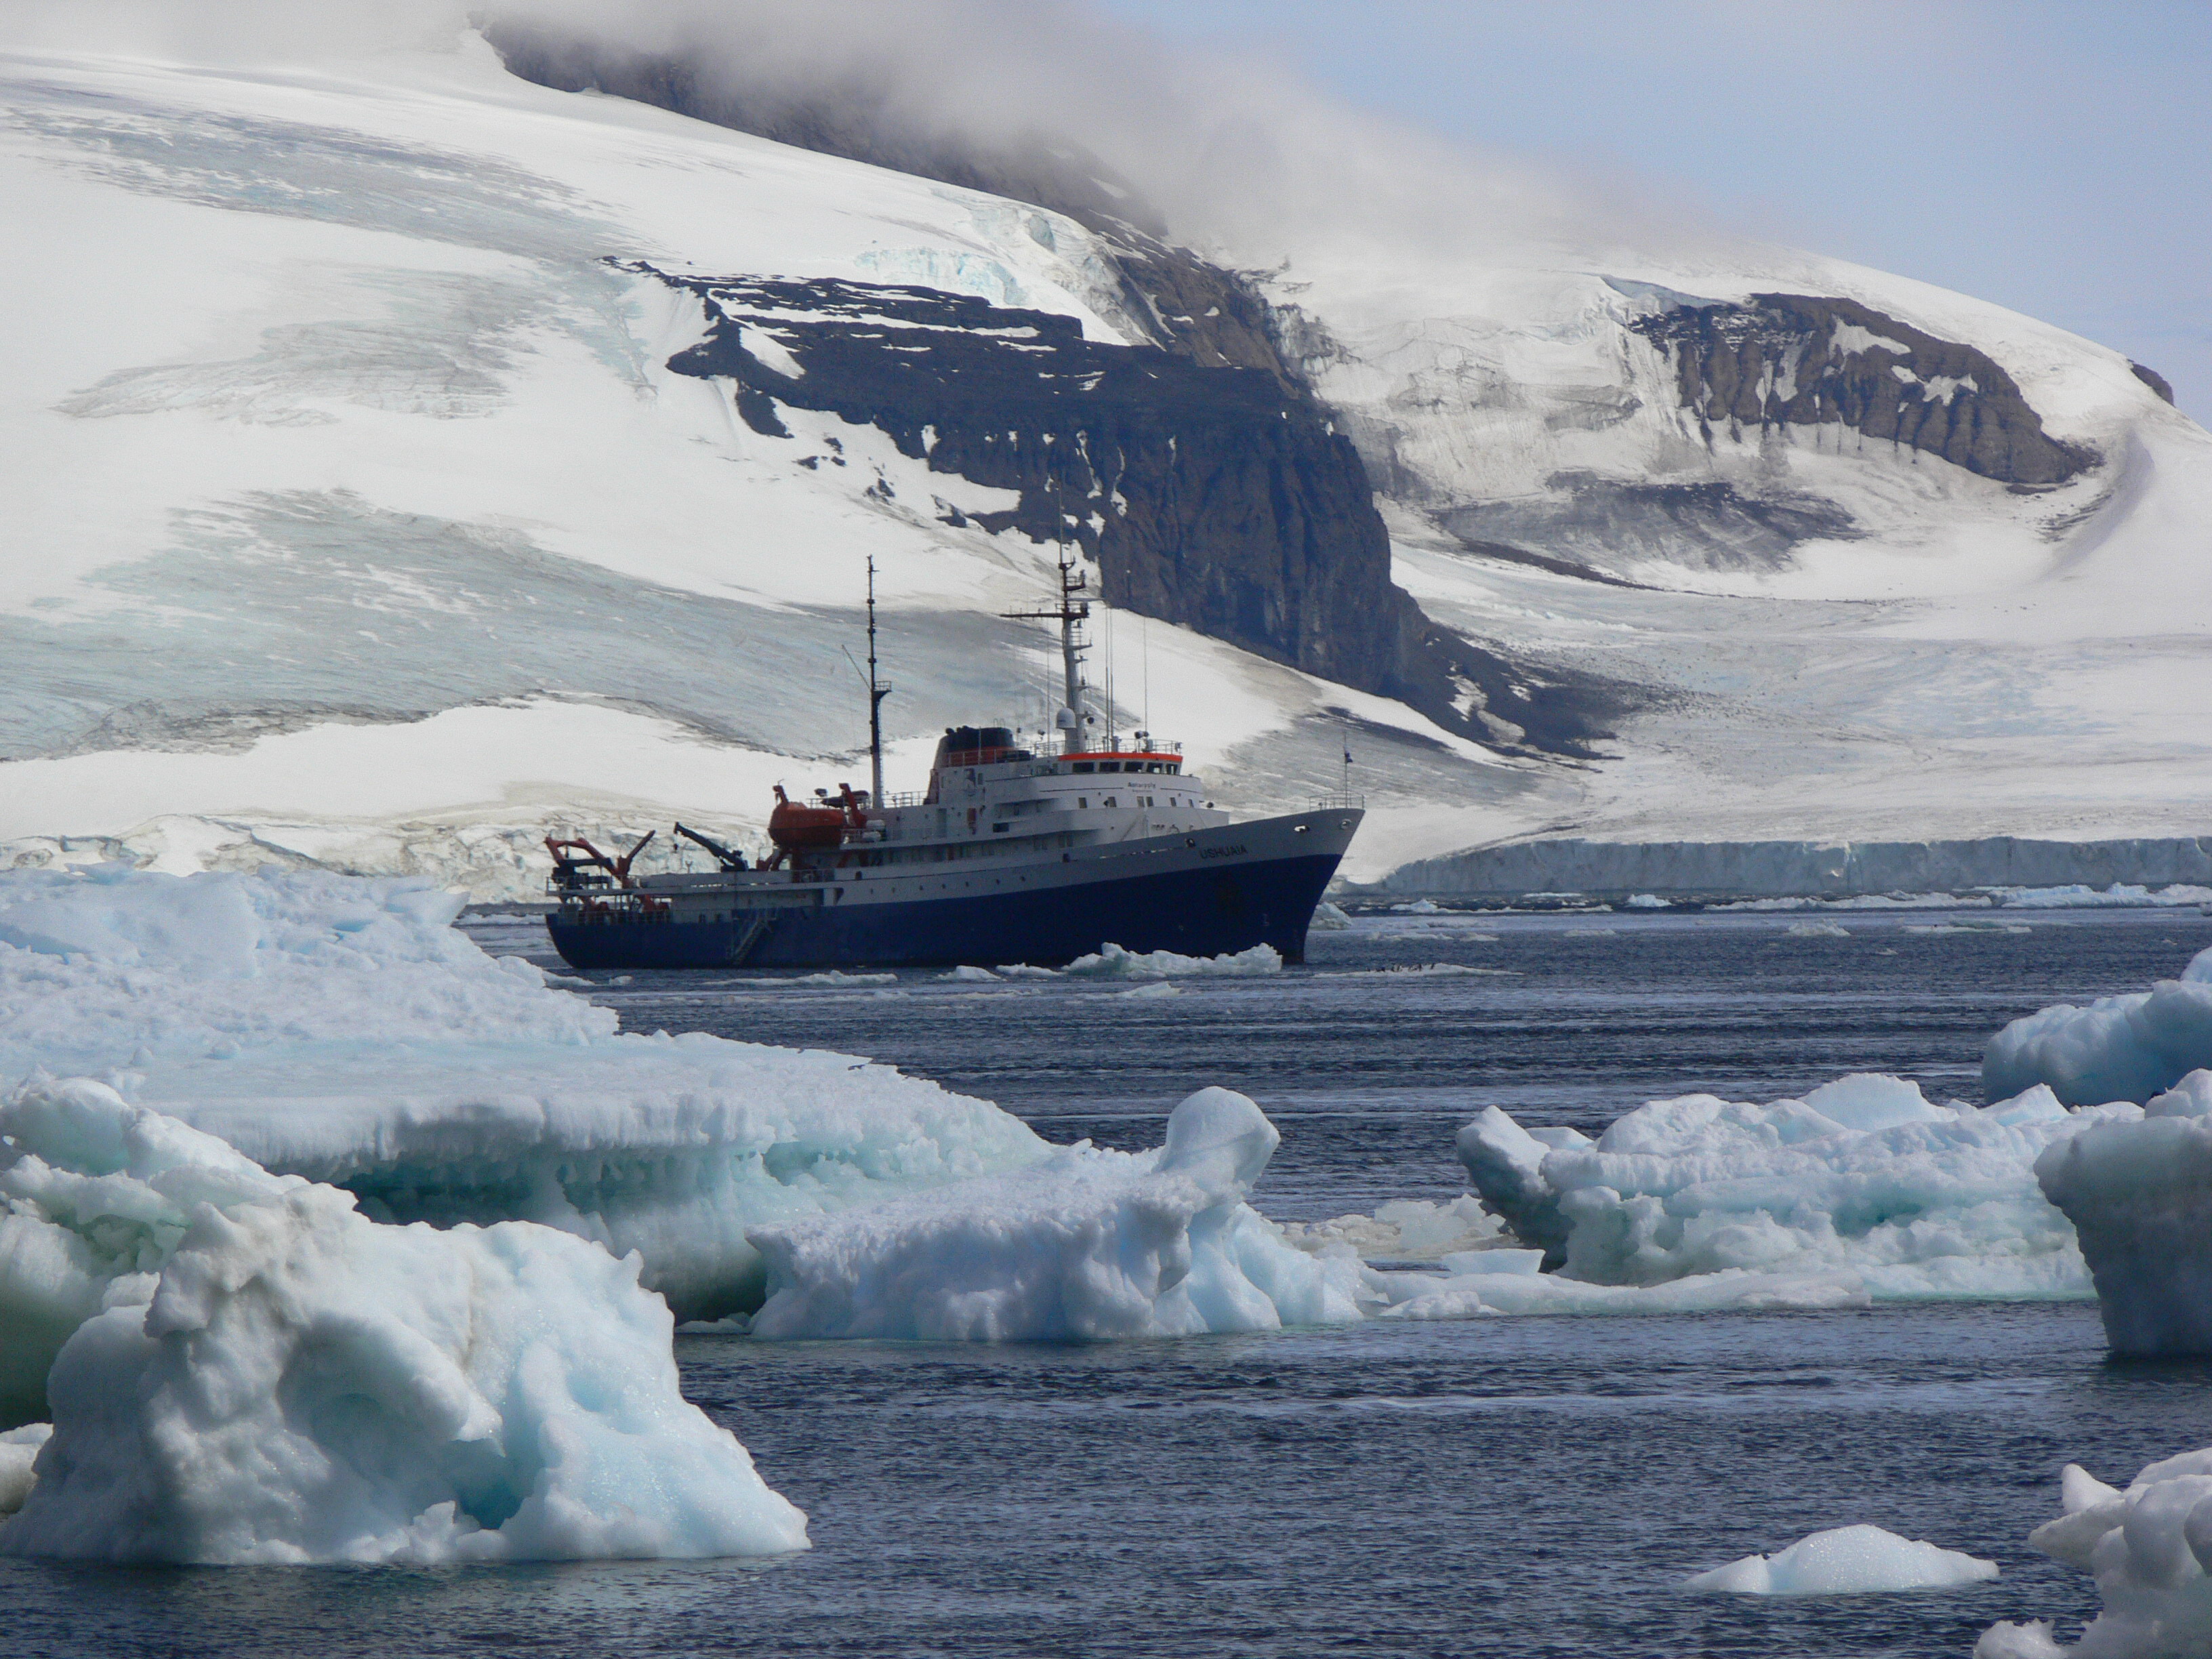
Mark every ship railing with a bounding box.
[876,791,927,808]
[1311,792,1366,811]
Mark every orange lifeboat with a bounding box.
[769,784,855,853]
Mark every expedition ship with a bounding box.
[544,552,1361,970]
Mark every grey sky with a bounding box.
[1097,0,2212,424]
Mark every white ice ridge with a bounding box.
[1986,945,2212,1107]
[1054,943,1283,979]
[1977,1454,2212,1658]
[1685,1524,1999,1596]
[0,1078,807,1563]
[0,867,1048,1353]
[2035,1070,2212,1356]
[746,1089,1368,1340]
[1456,1073,2136,1300]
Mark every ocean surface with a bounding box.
[7,903,2211,1658]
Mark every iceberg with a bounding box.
[0,1080,807,1563]
[1978,1452,2212,1658]
[1456,1074,2131,1298]
[0,867,1049,1361]
[1984,946,2212,1107]
[747,1089,1368,1340]
[1685,1523,1998,1595]
[2035,1070,2212,1356]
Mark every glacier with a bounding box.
[1454,1073,2133,1300]
[1684,1524,1998,1597]
[1986,946,2212,1107]
[0,1074,808,1563]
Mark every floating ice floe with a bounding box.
[764,969,899,987]
[746,1089,1367,1340]
[1787,920,1853,937]
[1057,942,1283,979]
[2036,1069,2212,1355]
[940,965,1001,982]
[1456,1073,2134,1300]
[1978,1452,2212,1658]
[0,867,1048,1351]
[1986,946,2212,1107]
[1309,901,1353,930]
[1685,1524,1998,1595]
[0,1078,806,1563]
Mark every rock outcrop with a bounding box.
[639,266,1620,753]
[1631,293,2096,487]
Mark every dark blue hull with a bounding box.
[547,849,1343,970]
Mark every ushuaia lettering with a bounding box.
[1200,845,1249,859]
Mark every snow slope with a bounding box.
[1288,243,2212,853]
[0,31,1507,893]
[1,24,2205,886]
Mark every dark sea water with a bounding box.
[7,904,2211,1658]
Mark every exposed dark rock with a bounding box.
[636,264,1626,756]
[2131,361,2177,405]
[1631,293,2096,486]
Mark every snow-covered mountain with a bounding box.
[2,24,2205,894]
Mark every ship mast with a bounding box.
[1002,540,1092,756]
[865,557,892,806]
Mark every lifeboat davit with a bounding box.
[769,784,855,852]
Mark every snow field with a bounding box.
[0,1073,806,1563]
[1684,1523,1998,1596]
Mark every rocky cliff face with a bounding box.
[1631,293,2096,487]
[637,264,1619,754]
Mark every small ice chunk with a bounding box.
[1684,1524,1998,1595]
[1309,901,1353,931]
[1625,894,1668,909]
[1973,1622,2066,1659]
[1788,920,1851,937]
[939,965,1000,982]
[1059,943,1280,979]
[1119,980,1179,999]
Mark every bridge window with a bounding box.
[1073,762,1096,774]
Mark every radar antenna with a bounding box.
[1001,539,1092,757]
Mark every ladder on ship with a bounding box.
[728,911,777,966]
